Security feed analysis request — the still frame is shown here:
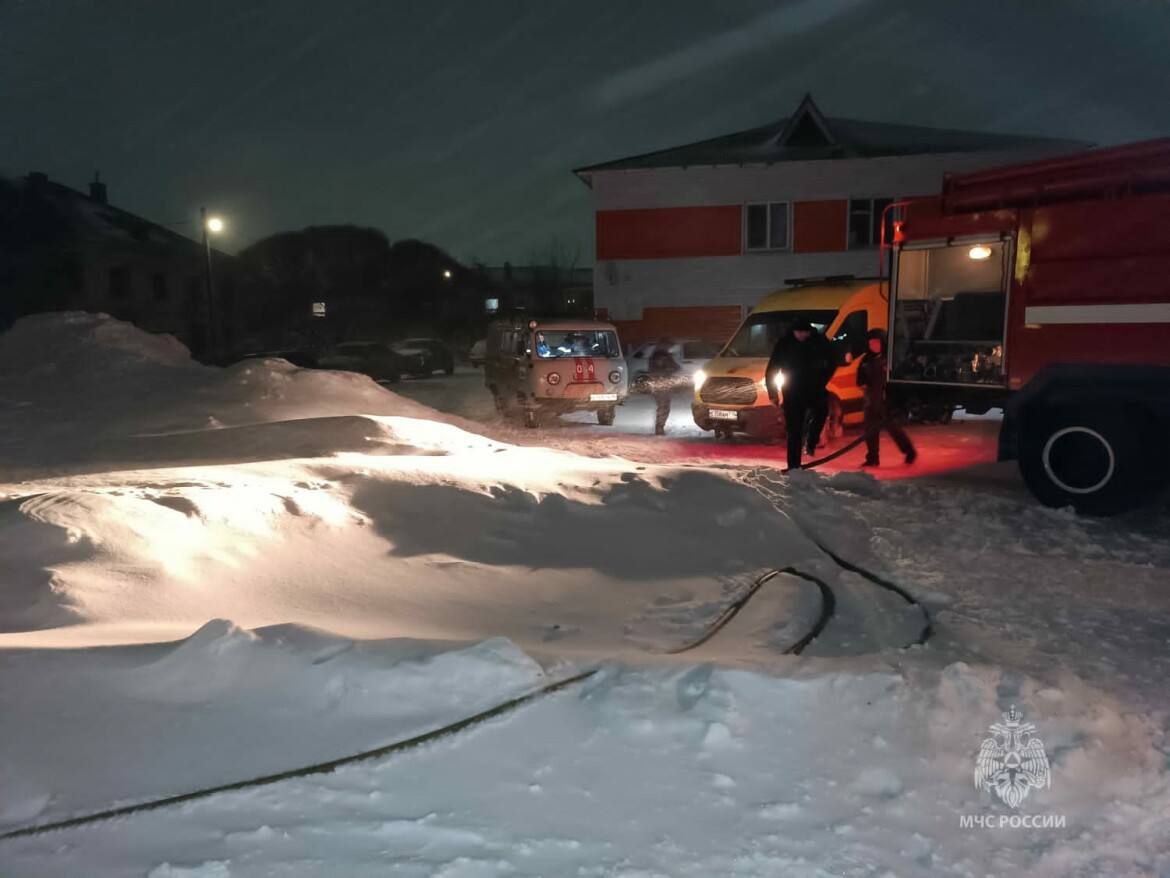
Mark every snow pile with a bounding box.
[0,311,194,376]
[0,312,445,474]
[0,452,814,652]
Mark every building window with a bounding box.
[108,266,131,300]
[848,198,894,249]
[152,273,168,302]
[744,202,790,251]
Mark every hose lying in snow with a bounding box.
[806,534,932,647]
[665,567,835,656]
[743,467,933,649]
[0,669,598,842]
[0,564,836,841]
[799,432,867,470]
[0,492,918,842]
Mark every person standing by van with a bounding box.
[766,320,835,471]
[647,338,681,435]
[857,328,917,467]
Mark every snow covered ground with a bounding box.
[390,367,1009,485]
[0,314,1168,877]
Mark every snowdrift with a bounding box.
[0,312,442,474]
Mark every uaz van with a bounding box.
[692,277,886,439]
[485,318,628,427]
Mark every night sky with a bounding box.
[4,0,1170,264]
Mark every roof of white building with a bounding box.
[575,94,1089,179]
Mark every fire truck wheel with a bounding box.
[1019,406,1160,515]
[597,407,616,426]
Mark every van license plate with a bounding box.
[709,409,738,422]
[590,393,618,402]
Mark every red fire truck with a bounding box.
[886,139,1170,514]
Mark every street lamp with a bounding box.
[442,269,452,280]
[200,207,225,359]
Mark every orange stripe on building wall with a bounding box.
[793,200,847,253]
[596,206,741,260]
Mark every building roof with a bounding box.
[19,171,220,254]
[574,94,1089,181]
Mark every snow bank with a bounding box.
[0,452,815,655]
[0,312,447,474]
[0,311,194,375]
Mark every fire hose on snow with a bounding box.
[0,478,929,843]
[744,467,933,648]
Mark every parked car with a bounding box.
[391,338,455,377]
[318,341,403,382]
[627,338,721,391]
[469,338,487,367]
[484,317,627,427]
[235,349,320,369]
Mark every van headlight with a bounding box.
[693,369,707,390]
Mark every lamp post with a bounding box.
[200,207,225,360]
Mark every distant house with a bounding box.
[574,94,1089,345]
[0,171,262,358]
[480,264,592,318]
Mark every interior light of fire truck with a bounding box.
[968,244,992,260]
[693,369,707,390]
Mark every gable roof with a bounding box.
[26,175,194,248]
[574,94,1090,181]
[16,172,230,257]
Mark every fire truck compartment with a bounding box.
[891,240,1008,387]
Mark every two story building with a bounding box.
[0,171,264,359]
[574,95,1086,345]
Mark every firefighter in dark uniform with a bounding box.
[766,320,835,471]
[647,338,681,435]
[857,328,917,467]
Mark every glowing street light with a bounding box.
[200,206,227,359]
[442,269,453,280]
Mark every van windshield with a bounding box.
[535,330,620,358]
[720,310,838,357]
